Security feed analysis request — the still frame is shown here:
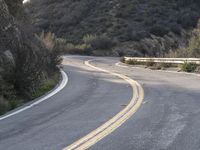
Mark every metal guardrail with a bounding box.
[124,57,200,64]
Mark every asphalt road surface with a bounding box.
[0,56,200,150]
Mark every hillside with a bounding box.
[0,0,60,114]
[26,0,200,56]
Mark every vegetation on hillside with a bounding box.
[26,0,200,56]
[36,32,116,56]
[0,0,61,115]
[165,21,200,58]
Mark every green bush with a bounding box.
[32,73,59,99]
[180,62,198,72]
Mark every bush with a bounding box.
[32,73,59,99]
[38,31,56,50]
[37,31,63,71]
[187,28,200,57]
[62,43,91,55]
[83,34,115,50]
[83,34,98,44]
[180,62,198,72]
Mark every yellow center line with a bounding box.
[63,59,144,150]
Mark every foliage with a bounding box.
[32,73,60,99]
[25,0,200,56]
[187,27,200,57]
[83,34,98,44]
[37,31,63,71]
[170,22,200,58]
[26,0,200,47]
[0,1,61,115]
[180,62,198,72]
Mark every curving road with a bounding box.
[0,56,200,150]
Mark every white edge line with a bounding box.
[0,70,68,121]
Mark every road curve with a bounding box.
[0,56,200,150]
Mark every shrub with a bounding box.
[187,28,200,57]
[83,34,98,44]
[32,73,59,99]
[37,31,63,71]
[38,31,56,50]
[83,34,115,50]
[63,43,91,54]
[180,62,198,72]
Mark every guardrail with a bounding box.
[124,57,200,64]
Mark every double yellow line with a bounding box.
[63,59,144,150]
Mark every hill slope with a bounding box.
[0,0,59,114]
[26,0,200,56]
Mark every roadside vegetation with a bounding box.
[0,74,60,116]
[122,58,200,73]
[26,0,200,56]
[167,22,200,58]
[38,32,116,56]
[0,1,61,115]
[180,62,198,72]
[121,21,200,73]
[31,73,60,99]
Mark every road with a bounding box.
[0,56,200,150]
